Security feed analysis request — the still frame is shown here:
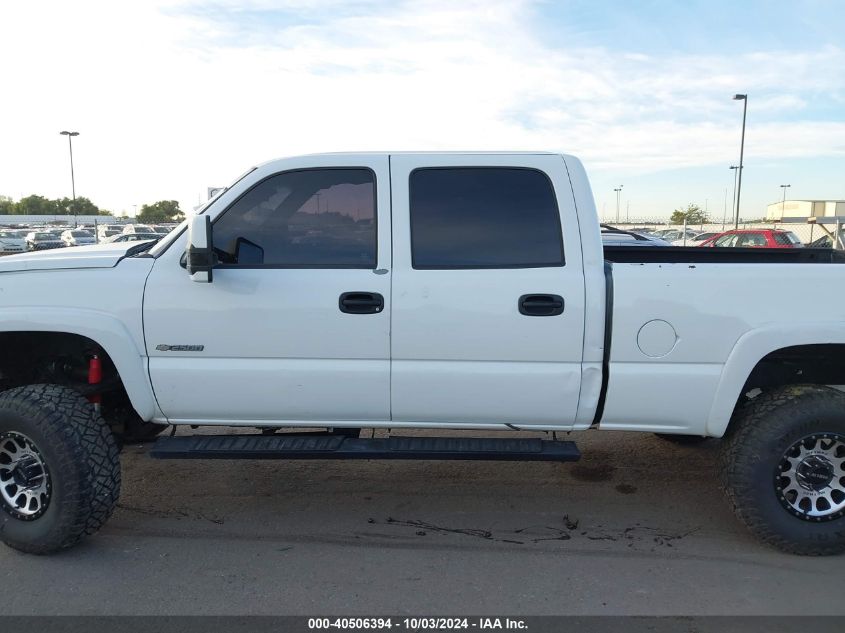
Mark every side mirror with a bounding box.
[186,215,214,283]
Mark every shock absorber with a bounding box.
[87,354,103,413]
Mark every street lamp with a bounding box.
[780,184,791,218]
[732,94,747,228]
[614,185,623,224]
[60,131,80,227]
[729,165,740,225]
[59,131,80,200]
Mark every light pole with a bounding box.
[614,185,623,224]
[732,94,747,228]
[780,184,791,218]
[59,131,80,199]
[60,130,80,227]
[729,165,740,225]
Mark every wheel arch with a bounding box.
[0,307,159,421]
[706,323,845,437]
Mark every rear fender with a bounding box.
[706,322,845,436]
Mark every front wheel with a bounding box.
[719,384,845,555]
[0,384,121,554]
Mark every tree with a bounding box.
[0,196,15,214]
[137,200,184,223]
[15,195,59,215]
[670,203,708,225]
[56,197,100,217]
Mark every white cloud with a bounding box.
[0,0,842,217]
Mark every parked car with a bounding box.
[601,224,671,247]
[24,231,65,251]
[60,229,96,247]
[807,228,845,249]
[151,226,173,235]
[0,230,28,255]
[98,224,126,241]
[104,232,161,243]
[670,231,720,246]
[700,229,803,248]
[660,228,700,243]
[649,228,677,239]
[122,224,155,234]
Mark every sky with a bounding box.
[1,0,843,221]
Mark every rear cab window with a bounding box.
[774,231,803,246]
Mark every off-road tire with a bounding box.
[0,384,121,554]
[719,384,845,555]
[654,433,709,445]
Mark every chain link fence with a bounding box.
[605,219,842,246]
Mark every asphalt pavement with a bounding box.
[1,428,843,615]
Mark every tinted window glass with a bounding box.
[410,168,564,268]
[774,231,802,246]
[213,169,376,267]
[737,233,767,247]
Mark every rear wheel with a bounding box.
[0,384,120,554]
[719,384,845,555]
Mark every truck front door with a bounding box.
[143,155,391,426]
[389,154,586,429]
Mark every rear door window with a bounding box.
[736,233,767,247]
[714,234,739,247]
[409,167,564,269]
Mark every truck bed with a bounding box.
[603,246,845,264]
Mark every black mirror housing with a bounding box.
[186,215,214,283]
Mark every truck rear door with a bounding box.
[389,154,586,428]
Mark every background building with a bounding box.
[766,199,845,220]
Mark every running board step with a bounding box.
[150,434,581,462]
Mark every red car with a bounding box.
[699,229,803,248]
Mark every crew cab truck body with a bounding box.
[1,152,844,555]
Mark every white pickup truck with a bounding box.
[1,152,844,556]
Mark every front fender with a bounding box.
[705,322,845,437]
[0,307,160,421]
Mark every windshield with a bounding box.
[71,231,92,237]
[33,233,54,240]
[0,232,14,238]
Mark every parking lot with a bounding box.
[1,428,843,616]
[0,221,175,254]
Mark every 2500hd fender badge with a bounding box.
[155,344,205,352]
